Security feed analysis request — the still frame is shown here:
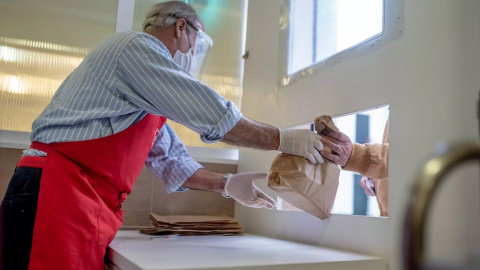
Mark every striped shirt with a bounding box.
[28,31,242,193]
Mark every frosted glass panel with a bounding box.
[0,0,118,132]
[133,0,247,148]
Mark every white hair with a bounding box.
[142,1,198,32]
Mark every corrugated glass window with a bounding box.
[0,0,118,132]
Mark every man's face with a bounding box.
[172,17,212,78]
[177,19,205,54]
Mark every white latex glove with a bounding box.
[278,129,324,164]
[224,173,276,209]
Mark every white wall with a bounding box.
[236,0,480,269]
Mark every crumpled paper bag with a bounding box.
[268,115,340,220]
[314,115,337,136]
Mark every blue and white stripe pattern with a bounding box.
[29,31,242,193]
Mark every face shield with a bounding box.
[190,29,213,78]
[184,20,213,79]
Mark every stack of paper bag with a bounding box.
[268,115,340,220]
[140,214,244,236]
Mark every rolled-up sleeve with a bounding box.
[116,33,242,143]
[342,143,389,179]
[145,123,203,193]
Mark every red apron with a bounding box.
[26,113,166,270]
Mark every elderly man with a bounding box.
[0,1,324,269]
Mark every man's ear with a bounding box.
[175,18,187,38]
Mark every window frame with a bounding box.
[277,0,404,87]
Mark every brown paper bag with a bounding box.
[314,115,337,136]
[268,115,340,220]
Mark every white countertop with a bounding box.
[107,230,385,270]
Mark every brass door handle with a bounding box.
[403,141,480,270]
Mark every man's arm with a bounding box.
[146,123,275,209]
[182,168,224,192]
[221,117,324,164]
[221,117,280,150]
[118,37,322,163]
[117,35,243,144]
[183,169,276,209]
[145,123,204,193]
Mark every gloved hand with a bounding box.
[224,173,276,209]
[278,129,324,164]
